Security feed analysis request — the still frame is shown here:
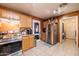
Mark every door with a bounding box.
[63,17,76,39]
[46,24,51,44]
[60,16,78,47]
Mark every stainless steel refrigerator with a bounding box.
[46,19,58,45]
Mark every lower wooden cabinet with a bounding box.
[29,36,35,48]
[22,35,35,52]
[22,36,29,51]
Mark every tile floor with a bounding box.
[16,39,79,56]
[23,39,79,56]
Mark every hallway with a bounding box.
[22,39,79,56]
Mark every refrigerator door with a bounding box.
[52,20,58,44]
[46,24,51,44]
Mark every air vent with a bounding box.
[60,3,68,8]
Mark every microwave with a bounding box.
[21,28,32,35]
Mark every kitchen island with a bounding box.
[0,39,22,56]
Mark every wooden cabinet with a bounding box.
[0,8,20,20]
[20,14,32,28]
[25,16,32,28]
[20,15,27,27]
[29,36,35,48]
[41,32,46,41]
[41,21,48,41]
[0,8,2,17]
[22,35,35,52]
[0,8,32,28]
[1,9,9,18]
[43,21,48,28]
[22,36,30,51]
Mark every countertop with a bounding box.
[0,39,22,45]
[0,34,34,45]
[22,34,34,37]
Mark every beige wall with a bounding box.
[62,16,76,39]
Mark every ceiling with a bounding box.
[0,3,79,19]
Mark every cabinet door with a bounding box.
[1,8,20,19]
[0,8,2,17]
[43,21,48,28]
[2,9,7,18]
[22,37,30,51]
[29,36,35,48]
[20,15,27,27]
[10,12,20,20]
[26,16,32,28]
[2,9,11,18]
[42,32,46,41]
[20,15,32,28]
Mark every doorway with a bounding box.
[59,16,78,47]
[33,20,41,40]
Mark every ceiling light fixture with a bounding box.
[53,3,68,14]
[53,9,58,14]
[53,8,61,14]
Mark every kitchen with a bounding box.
[0,7,41,56]
[0,3,79,56]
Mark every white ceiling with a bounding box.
[0,3,79,19]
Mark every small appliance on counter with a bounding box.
[20,27,32,36]
[0,32,7,39]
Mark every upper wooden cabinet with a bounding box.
[0,8,20,20]
[0,8,2,17]
[20,14,32,28]
[0,8,32,28]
